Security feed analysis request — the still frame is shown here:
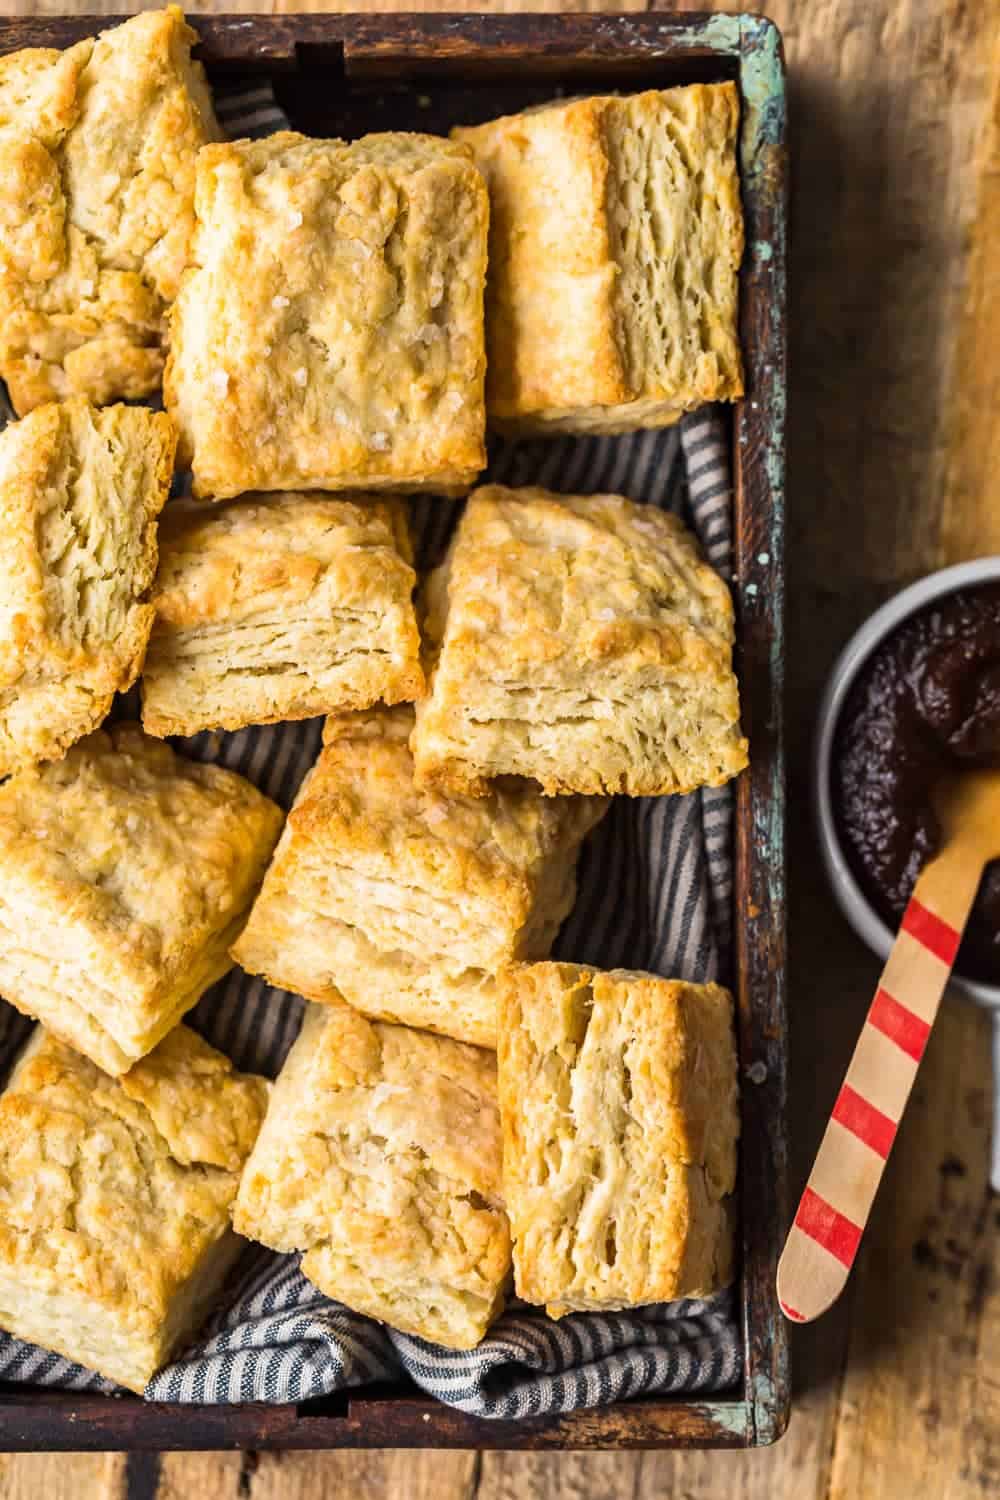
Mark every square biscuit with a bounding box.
[0,724,283,1075]
[231,705,606,1049]
[234,1002,511,1349]
[141,492,424,738]
[452,85,743,435]
[497,962,739,1314]
[0,1025,267,1393]
[0,7,221,414]
[0,399,176,775]
[164,131,488,501]
[410,485,748,797]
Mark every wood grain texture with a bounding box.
[158,1451,480,1499]
[828,999,1000,1497]
[0,1455,125,1499]
[156,1452,242,1500]
[939,16,1000,564]
[0,0,998,1492]
[759,0,1000,1495]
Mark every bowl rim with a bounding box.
[814,556,1000,1010]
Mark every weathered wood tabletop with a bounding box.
[1,0,998,1494]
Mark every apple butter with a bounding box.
[835,585,1000,985]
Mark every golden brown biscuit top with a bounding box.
[305,706,605,918]
[0,46,81,141]
[164,129,488,497]
[234,1004,511,1345]
[279,1003,503,1208]
[0,399,176,683]
[117,1026,269,1173]
[0,8,220,414]
[61,8,219,303]
[0,1026,266,1327]
[0,7,219,303]
[153,493,414,631]
[0,724,283,1009]
[422,485,735,682]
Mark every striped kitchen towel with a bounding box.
[0,80,743,1416]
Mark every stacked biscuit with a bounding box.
[0,8,746,1392]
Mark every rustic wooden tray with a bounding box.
[0,11,788,1452]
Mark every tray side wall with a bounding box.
[0,9,788,1453]
[732,13,790,1449]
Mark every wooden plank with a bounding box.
[758,0,1000,1494]
[251,1452,477,1499]
[0,1454,125,1500]
[159,1450,635,1500]
[478,1453,638,1499]
[155,1453,242,1500]
[939,23,1000,563]
[754,0,1000,1492]
[157,1451,478,1499]
[740,0,1000,587]
[828,999,1000,1497]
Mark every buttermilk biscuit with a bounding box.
[0,724,283,1075]
[234,1002,510,1349]
[0,7,221,414]
[0,399,176,775]
[497,962,739,1315]
[164,131,488,500]
[141,493,423,738]
[452,85,743,434]
[231,706,606,1049]
[0,1025,267,1393]
[411,486,748,797]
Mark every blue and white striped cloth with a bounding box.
[0,81,742,1417]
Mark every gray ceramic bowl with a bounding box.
[814,557,1000,1186]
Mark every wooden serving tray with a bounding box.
[0,10,788,1452]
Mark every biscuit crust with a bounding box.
[234,1002,511,1349]
[0,724,283,1075]
[0,7,221,413]
[164,131,488,500]
[411,485,749,797]
[0,1025,267,1392]
[142,492,424,737]
[0,399,176,774]
[453,85,743,434]
[496,962,739,1314]
[231,705,606,1048]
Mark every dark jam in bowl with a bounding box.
[834,583,1000,987]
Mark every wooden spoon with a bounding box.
[777,769,1000,1323]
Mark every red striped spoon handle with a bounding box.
[778,772,1000,1323]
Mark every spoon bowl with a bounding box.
[934,769,1000,861]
